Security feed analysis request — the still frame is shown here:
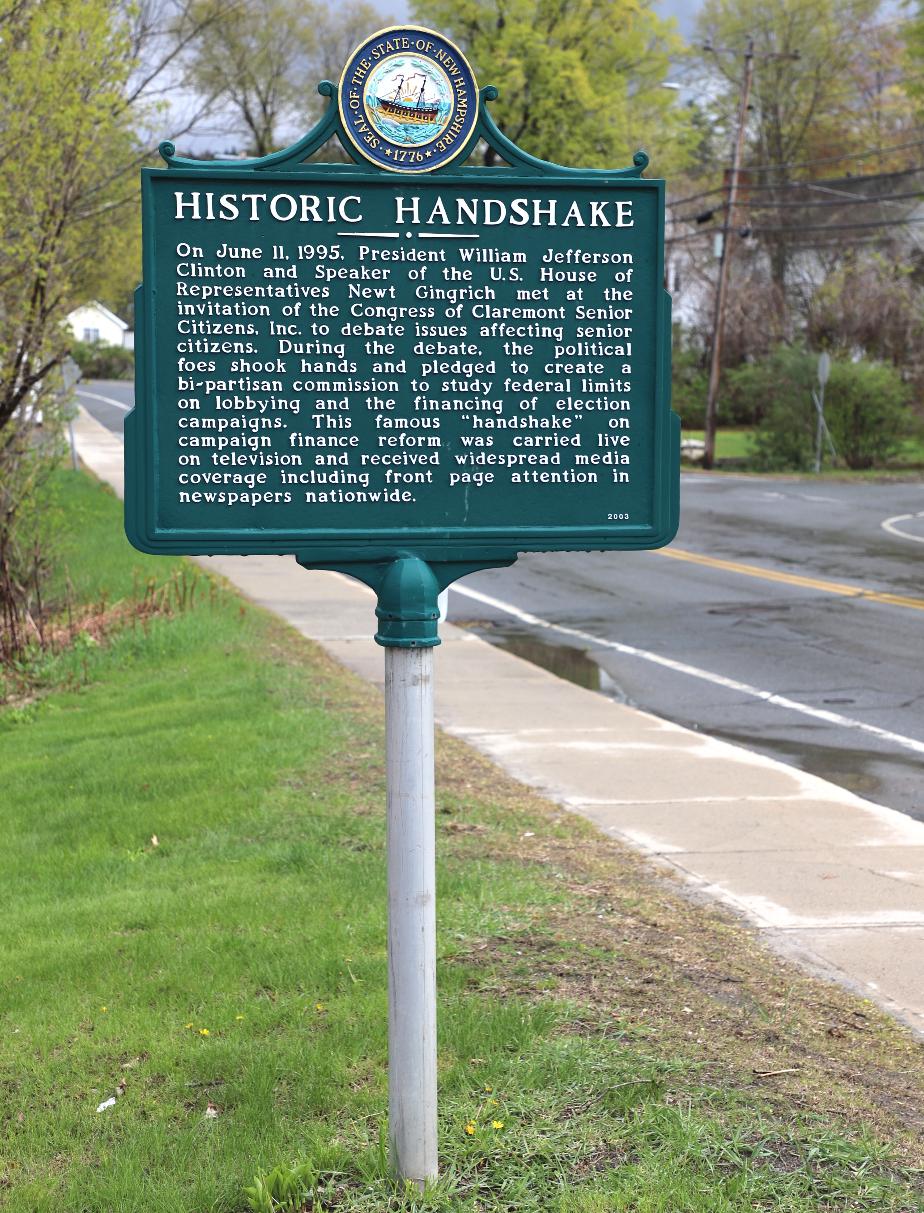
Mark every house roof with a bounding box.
[70,300,129,331]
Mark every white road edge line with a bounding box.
[76,389,131,412]
[450,583,924,758]
[881,512,924,545]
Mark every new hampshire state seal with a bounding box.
[339,27,478,173]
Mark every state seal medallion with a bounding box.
[339,27,478,173]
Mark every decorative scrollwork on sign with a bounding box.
[158,81,649,181]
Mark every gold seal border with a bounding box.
[338,25,479,175]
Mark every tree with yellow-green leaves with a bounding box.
[184,0,391,157]
[688,0,915,294]
[410,0,697,175]
[0,0,221,659]
[907,1,924,116]
[0,0,224,437]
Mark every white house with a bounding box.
[66,301,134,350]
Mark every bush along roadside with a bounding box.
[1,469,923,1213]
[70,338,134,380]
[724,347,916,472]
[0,473,217,711]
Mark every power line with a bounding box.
[672,184,924,224]
[668,158,924,210]
[666,214,924,244]
[747,216,924,234]
[722,135,924,175]
[766,235,911,250]
[668,185,726,208]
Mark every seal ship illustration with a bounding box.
[376,72,440,125]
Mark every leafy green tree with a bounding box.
[184,0,390,156]
[0,0,134,434]
[0,0,131,651]
[0,0,220,656]
[690,0,903,294]
[0,0,222,435]
[808,252,924,392]
[694,0,883,168]
[906,1,924,115]
[410,0,696,173]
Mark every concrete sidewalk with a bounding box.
[73,406,924,1035]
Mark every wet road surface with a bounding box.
[79,381,924,820]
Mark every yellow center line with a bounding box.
[654,547,924,612]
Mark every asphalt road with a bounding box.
[79,380,924,821]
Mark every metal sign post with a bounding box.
[125,24,679,1188]
[814,351,834,473]
[61,355,82,470]
[386,640,437,1184]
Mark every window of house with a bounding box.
[83,327,100,343]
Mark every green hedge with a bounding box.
[740,347,913,471]
[70,339,134,380]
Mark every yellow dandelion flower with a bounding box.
[100,1006,108,1013]
[315,1003,325,1013]
[464,1122,476,1136]
[483,1085,493,1093]
[492,1120,504,1130]
[184,1023,194,1029]
[489,1098,499,1107]
[199,1028,210,1036]
[235,1015,245,1020]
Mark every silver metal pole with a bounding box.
[813,389,824,474]
[385,645,438,1189]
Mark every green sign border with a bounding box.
[127,78,679,647]
[126,81,678,570]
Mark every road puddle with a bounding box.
[455,618,923,820]
[707,727,923,803]
[454,620,630,701]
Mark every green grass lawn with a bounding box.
[682,428,755,461]
[1,472,922,1212]
[682,429,924,471]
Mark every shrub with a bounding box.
[671,343,708,428]
[824,360,912,469]
[746,349,914,471]
[70,339,134,380]
[0,379,67,665]
[725,345,816,435]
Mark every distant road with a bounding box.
[79,380,924,820]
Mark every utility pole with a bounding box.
[703,37,754,470]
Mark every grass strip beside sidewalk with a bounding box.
[1,471,922,1212]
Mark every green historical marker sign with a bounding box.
[125,30,680,1187]
[125,35,678,581]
